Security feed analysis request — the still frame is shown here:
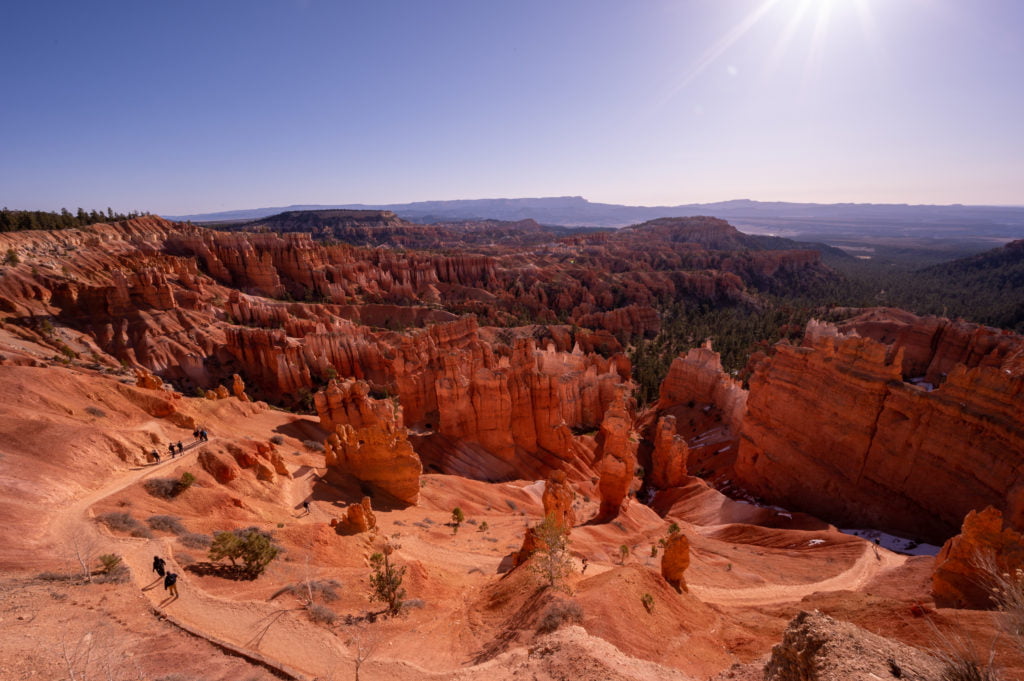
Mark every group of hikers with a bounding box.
[152,555,178,598]
[149,428,209,463]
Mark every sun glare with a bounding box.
[659,0,881,106]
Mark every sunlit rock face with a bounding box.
[735,311,1024,543]
[933,506,1024,609]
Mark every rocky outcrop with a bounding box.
[650,415,689,489]
[765,611,941,681]
[661,533,690,592]
[320,379,421,505]
[735,315,1024,542]
[134,367,163,390]
[199,449,240,484]
[595,386,639,521]
[513,525,543,568]
[332,496,376,535]
[231,374,250,401]
[572,305,660,339]
[0,214,837,493]
[932,507,1024,609]
[656,342,747,433]
[541,470,575,532]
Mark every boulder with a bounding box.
[198,449,239,484]
[764,611,941,681]
[231,373,251,402]
[134,367,163,390]
[334,496,376,535]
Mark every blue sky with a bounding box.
[2,0,1023,214]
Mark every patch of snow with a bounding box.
[908,376,935,391]
[840,528,941,556]
[775,511,792,519]
[716,446,731,453]
[807,539,826,546]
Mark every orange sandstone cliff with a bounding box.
[734,312,1024,542]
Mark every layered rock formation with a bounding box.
[319,380,422,505]
[932,507,1024,609]
[734,312,1024,542]
[0,214,839,494]
[656,342,747,433]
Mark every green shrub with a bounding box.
[94,554,130,584]
[531,514,574,591]
[208,527,280,576]
[369,545,406,616]
[641,593,655,614]
[451,507,465,533]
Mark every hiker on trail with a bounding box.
[152,555,166,577]
[164,571,178,597]
[200,429,208,442]
[168,444,176,459]
[176,441,184,455]
[151,449,160,463]
[302,501,310,515]
[192,428,199,440]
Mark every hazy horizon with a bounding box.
[3,0,1023,215]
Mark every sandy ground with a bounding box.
[2,331,1019,681]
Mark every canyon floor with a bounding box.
[2,326,1020,681]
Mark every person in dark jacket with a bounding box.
[152,555,166,577]
[164,571,178,597]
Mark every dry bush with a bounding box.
[536,598,584,634]
[303,440,325,452]
[144,478,183,499]
[38,571,71,582]
[147,515,187,535]
[270,435,285,445]
[84,406,106,418]
[975,552,1024,639]
[179,533,212,549]
[271,579,342,603]
[96,511,153,538]
[94,563,130,584]
[927,610,1002,681]
[306,602,337,625]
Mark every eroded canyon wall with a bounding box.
[734,314,1024,542]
